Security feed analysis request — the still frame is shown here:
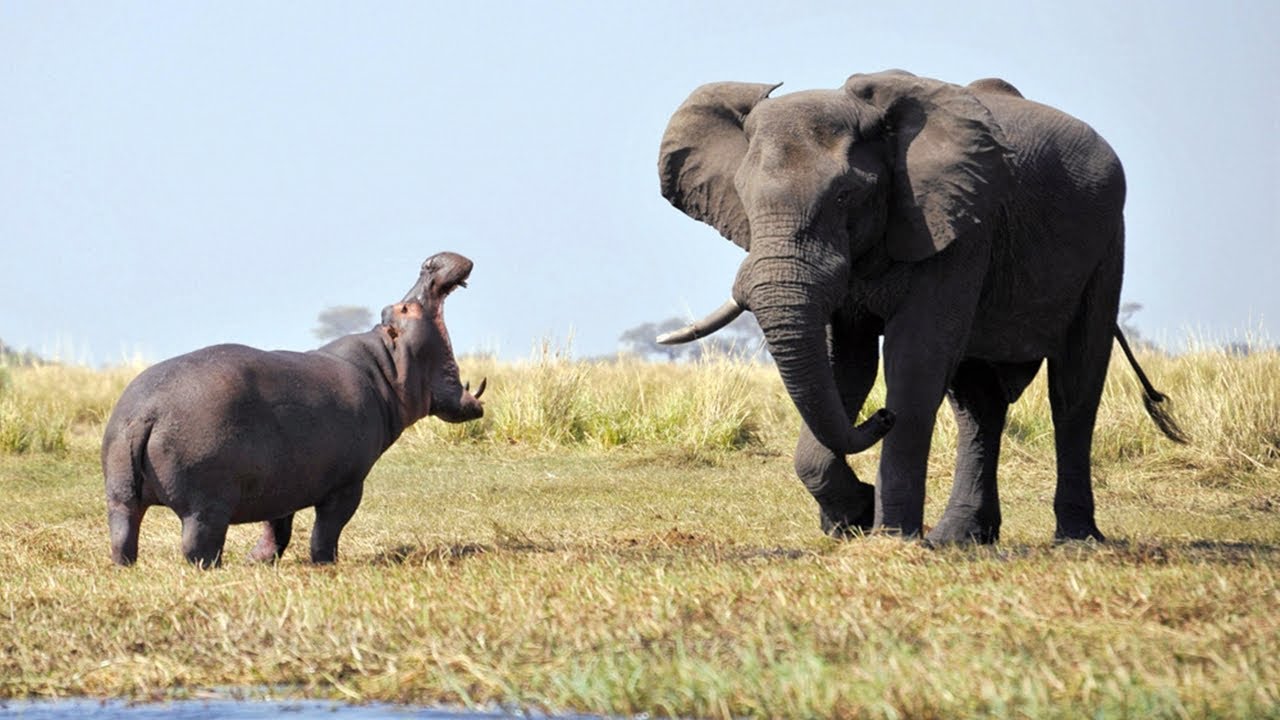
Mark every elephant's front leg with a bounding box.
[874,370,947,537]
[875,249,987,537]
[796,315,883,537]
[926,360,1011,544]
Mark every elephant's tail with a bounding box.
[1113,325,1190,444]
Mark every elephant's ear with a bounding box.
[658,82,780,251]
[845,72,1013,263]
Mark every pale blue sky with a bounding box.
[2,1,1277,364]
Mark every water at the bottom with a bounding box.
[0,698,611,719]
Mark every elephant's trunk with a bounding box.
[738,250,890,455]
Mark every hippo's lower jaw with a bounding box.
[431,378,485,423]
[432,393,485,423]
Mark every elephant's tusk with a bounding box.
[656,299,744,345]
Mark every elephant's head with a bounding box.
[657,70,1012,454]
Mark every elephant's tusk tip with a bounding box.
[656,327,697,345]
[656,298,744,345]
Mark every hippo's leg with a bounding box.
[108,500,147,566]
[181,511,230,569]
[248,515,295,563]
[310,480,365,564]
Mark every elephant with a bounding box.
[656,70,1186,543]
[101,252,486,567]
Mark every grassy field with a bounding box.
[1,344,1278,718]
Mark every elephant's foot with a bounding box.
[817,481,875,538]
[1053,504,1106,542]
[1053,523,1106,543]
[926,509,1000,545]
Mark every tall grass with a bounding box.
[0,362,143,454]
[3,342,1278,479]
[404,340,791,454]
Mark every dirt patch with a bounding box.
[373,543,489,565]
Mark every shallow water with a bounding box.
[0,698,609,719]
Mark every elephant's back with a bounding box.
[980,92,1125,210]
[965,94,1128,362]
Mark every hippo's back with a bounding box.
[104,343,387,519]
[109,344,348,431]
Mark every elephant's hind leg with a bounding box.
[928,359,1009,544]
[1048,246,1122,542]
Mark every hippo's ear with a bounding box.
[380,323,400,350]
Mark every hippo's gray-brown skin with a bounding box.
[102,252,484,567]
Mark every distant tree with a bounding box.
[692,312,771,362]
[618,319,686,361]
[1117,301,1161,352]
[0,338,46,366]
[1224,341,1253,357]
[618,314,771,362]
[1118,301,1144,342]
[313,305,374,341]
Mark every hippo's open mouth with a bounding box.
[401,251,475,306]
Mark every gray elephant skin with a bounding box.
[657,70,1186,543]
[102,252,485,567]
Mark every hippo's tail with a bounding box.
[125,420,152,499]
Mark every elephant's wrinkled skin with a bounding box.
[102,252,485,567]
[658,71,1186,542]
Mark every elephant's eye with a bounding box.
[834,190,851,207]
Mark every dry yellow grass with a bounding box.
[0,344,1277,717]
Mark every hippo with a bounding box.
[101,252,485,567]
